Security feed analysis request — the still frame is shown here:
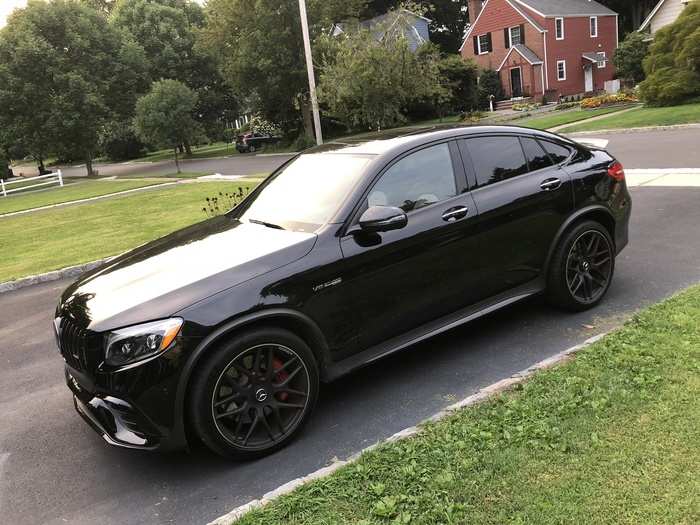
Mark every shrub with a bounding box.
[639,3,700,106]
[555,102,580,111]
[512,102,541,112]
[0,155,8,180]
[614,32,650,83]
[477,69,504,109]
[293,133,316,152]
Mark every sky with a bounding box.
[1,0,27,28]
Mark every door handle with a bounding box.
[540,178,562,191]
[442,206,468,222]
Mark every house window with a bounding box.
[478,33,492,54]
[555,17,564,40]
[509,26,522,46]
[597,52,606,68]
[557,60,567,81]
[590,16,598,37]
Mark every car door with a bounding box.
[339,141,481,352]
[458,134,574,299]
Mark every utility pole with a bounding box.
[298,0,323,145]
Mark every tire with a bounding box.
[188,327,319,460]
[546,220,615,312]
[249,144,256,153]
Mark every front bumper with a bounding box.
[66,367,162,450]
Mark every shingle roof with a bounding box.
[582,51,607,63]
[514,0,617,17]
[497,44,543,71]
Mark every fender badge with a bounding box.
[313,278,343,293]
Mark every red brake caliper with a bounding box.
[272,358,289,401]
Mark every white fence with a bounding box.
[1,170,63,197]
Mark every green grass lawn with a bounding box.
[0,180,257,282]
[134,142,238,163]
[0,179,170,215]
[560,101,700,133]
[517,106,635,130]
[234,287,700,525]
[121,171,207,179]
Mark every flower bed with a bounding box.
[581,92,639,109]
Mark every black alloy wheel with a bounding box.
[189,328,319,459]
[212,343,310,450]
[547,220,615,311]
[565,230,613,305]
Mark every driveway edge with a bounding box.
[0,257,114,294]
[562,123,700,135]
[208,331,609,525]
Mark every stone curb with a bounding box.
[0,257,115,294]
[563,123,700,136]
[207,331,610,525]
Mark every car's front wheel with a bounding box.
[547,220,615,311]
[188,327,319,459]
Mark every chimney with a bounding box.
[468,0,483,24]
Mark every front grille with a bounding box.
[58,317,90,371]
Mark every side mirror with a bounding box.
[357,206,407,233]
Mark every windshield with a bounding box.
[235,153,371,232]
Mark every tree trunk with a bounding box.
[174,147,181,174]
[37,158,46,176]
[184,140,193,156]
[86,152,96,178]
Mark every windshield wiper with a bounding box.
[248,219,286,230]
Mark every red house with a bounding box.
[460,0,619,101]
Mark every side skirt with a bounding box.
[324,279,545,381]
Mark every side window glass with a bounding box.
[368,143,457,213]
[520,137,553,172]
[465,136,529,188]
[538,139,572,164]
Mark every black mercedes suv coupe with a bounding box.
[55,125,631,459]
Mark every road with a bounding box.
[2,128,700,524]
[46,126,700,180]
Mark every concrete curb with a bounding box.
[208,332,609,525]
[563,123,700,136]
[0,257,115,294]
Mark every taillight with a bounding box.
[608,161,625,181]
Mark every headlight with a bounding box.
[105,318,183,367]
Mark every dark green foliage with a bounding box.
[640,3,700,106]
[614,32,650,83]
[100,121,145,161]
[477,69,505,109]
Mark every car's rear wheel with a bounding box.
[188,327,319,459]
[547,220,615,311]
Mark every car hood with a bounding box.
[59,216,317,332]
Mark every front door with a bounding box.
[510,67,523,98]
[584,65,594,92]
[339,142,480,352]
[458,134,574,299]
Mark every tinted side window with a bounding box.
[369,143,457,212]
[538,139,572,164]
[520,137,553,172]
[465,136,529,188]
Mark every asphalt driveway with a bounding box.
[2,182,700,524]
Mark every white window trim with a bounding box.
[478,34,490,55]
[557,60,567,81]
[590,16,598,38]
[597,51,606,69]
[509,26,522,47]
[555,17,564,40]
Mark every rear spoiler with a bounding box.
[569,137,609,150]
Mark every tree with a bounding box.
[0,0,147,175]
[198,0,367,140]
[317,28,442,130]
[81,0,118,13]
[639,3,700,106]
[133,80,201,173]
[613,32,650,83]
[111,0,204,82]
[112,0,238,150]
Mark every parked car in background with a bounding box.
[235,132,281,153]
[55,125,631,459]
